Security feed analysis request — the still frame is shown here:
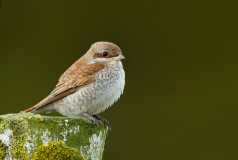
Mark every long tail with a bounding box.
[24,86,77,113]
[24,106,38,113]
[23,95,54,113]
[24,104,50,114]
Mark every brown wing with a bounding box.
[24,60,104,113]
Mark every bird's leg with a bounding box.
[79,113,104,125]
[92,115,103,121]
[93,115,111,129]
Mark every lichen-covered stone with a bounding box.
[0,141,7,159]
[0,112,108,160]
[32,141,83,160]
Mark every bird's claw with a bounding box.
[80,113,111,129]
[93,115,111,129]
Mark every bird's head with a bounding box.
[86,41,125,64]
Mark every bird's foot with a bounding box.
[79,113,104,126]
[93,115,111,129]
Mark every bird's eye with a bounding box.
[102,51,109,57]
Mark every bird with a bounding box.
[24,41,125,124]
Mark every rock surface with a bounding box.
[0,112,108,160]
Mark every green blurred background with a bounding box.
[1,0,238,159]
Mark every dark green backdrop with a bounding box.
[1,0,238,159]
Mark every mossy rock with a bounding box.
[32,141,83,160]
[0,112,108,160]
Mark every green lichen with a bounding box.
[0,113,108,160]
[32,141,84,160]
[0,141,7,159]
[9,117,29,160]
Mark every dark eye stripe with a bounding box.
[102,51,109,57]
[93,52,119,58]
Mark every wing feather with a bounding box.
[24,61,104,113]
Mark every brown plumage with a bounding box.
[25,60,105,113]
[24,41,125,116]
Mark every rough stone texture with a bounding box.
[0,112,108,160]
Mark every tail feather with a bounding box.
[24,106,38,113]
[24,99,49,113]
[24,85,78,114]
[23,94,56,113]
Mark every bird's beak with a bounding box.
[90,54,125,64]
[118,54,125,60]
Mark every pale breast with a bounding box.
[54,61,125,116]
